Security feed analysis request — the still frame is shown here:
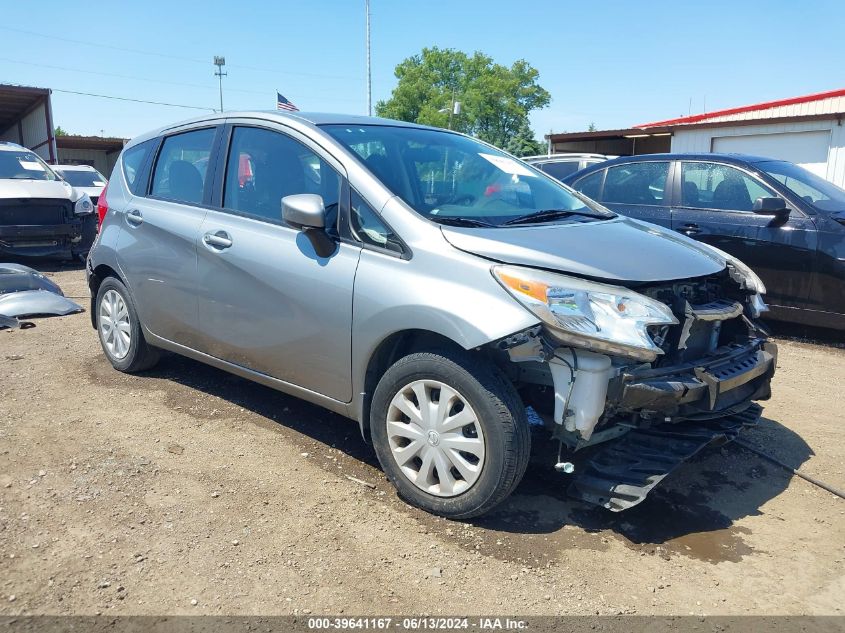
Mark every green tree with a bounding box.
[376,47,550,150]
[587,122,597,132]
[505,119,544,157]
[54,126,68,136]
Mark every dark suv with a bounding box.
[564,154,845,329]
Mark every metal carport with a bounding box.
[0,84,57,163]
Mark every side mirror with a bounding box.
[753,197,790,220]
[282,193,326,229]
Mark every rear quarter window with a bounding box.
[121,139,155,195]
[572,169,604,200]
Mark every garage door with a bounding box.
[712,130,830,178]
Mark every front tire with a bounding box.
[371,349,530,519]
[95,276,160,373]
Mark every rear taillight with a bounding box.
[96,183,109,229]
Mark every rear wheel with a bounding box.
[95,276,160,373]
[371,349,530,519]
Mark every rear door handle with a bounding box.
[678,223,701,236]
[126,209,143,226]
[203,230,233,250]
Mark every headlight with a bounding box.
[74,194,93,216]
[492,265,678,361]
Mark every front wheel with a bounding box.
[370,349,530,519]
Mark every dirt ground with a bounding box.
[1,264,843,617]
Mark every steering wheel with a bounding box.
[440,193,476,206]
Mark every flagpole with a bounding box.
[365,0,372,116]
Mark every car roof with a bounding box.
[128,111,443,148]
[52,164,98,170]
[587,152,775,166]
[561,152,791,184]
[523,153,607,162]
[0,141,30,153]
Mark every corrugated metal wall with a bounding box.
[670,118,845,187]
[0,97,55,161]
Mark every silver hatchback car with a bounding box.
[87,112,777,518]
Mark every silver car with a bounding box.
[87,112,776,518]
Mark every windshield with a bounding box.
[757,160,845,212]
[55,169,107,187]
[0,150,59,181]
[321,124,614,227]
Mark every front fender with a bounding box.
[348,247,539,422]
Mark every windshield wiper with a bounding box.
[502,208,610,226]
[433,216,496,228]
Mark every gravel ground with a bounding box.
[1,265,843,616]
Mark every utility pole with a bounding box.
[214,56,227,113]
[365,0,372,116]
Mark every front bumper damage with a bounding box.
[498,282,777,511]
[610,339,776,417]
[0,217,96,259]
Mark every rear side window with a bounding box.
[151,128,216,204]
[540,161,579,181]
[572,169,604,200]
[121,139,154,195]
[603,162,670,205]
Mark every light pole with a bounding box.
[365,0,372,116]
[214,56,227,112]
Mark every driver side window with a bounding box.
[681,162,775,212]
[223,126,341,229]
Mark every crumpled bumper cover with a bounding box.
[568,403,762,511]
[609,340,777,416]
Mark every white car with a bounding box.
[523,153,612,181]
[51,164,108,205]
[0,142,95,260]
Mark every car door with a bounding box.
[595,160,673,227]
[195,123,360,402]
[115,126,220,348]
[670,160,818,309]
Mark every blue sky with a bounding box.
[2,0,843,140]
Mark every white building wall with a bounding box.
[670,118,845,187]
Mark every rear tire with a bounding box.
[370,348,530,519]
[95,276,160,373]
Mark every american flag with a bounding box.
[276,92,299,112]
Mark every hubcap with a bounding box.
[386,380,486,497]
[99,289,131,360]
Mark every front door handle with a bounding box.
[203,230,233,250]
[678,223,701,236]
[126,209,143,226]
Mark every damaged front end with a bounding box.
[491,263,776,511]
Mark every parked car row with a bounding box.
[87,112,778,518]
[561,154,845,330]
[0,141,106,260]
